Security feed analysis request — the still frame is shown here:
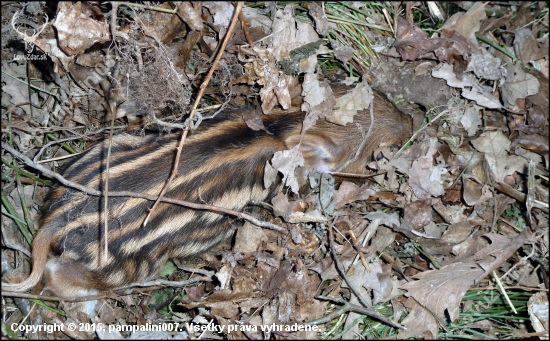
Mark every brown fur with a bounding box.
[2,89,412,298]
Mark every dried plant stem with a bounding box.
[238,9,254,46]
[394,104,470,159]
[492,271,517,314]
[309,295,399,326]
[2,276,211,302]
[327,222,405,330]
[121,2,178,14]
[33,125,127,162]
[143,1,244,226]
[494,181,548,213]
[348,229,371,273]
[102,1,120,263]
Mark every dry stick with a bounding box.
[2,142,285,233]
[102,1,120,263]
[348,230,371,273]
[516,331,550,338]
[526,159,535,225]
[334,97,374,173]
[33,126,126,162]
[394,104,470,158]
[143,1,244,226]
[327,222,405,330]
[2,276,211,302]
[494,181,548,213]
[308,295,395,326]
[492,270,517,314]
[328,170,387,178]
[238,9,254,46]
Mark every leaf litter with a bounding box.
[1,2,549,340]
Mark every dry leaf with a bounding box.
[234,222,267,253]
[471,131,526,181]
[54,2,110,55]
[270,191,291,219]
[269,144,304,194]
[432,62,474,88]
[401,262,484,321]
[333,181,376,210]
[306,2,328,36]
[440,2,487,51]
[326,80,373,126]
[501,62,540,106]
[242,7,272,33]
[404,199,433,229]
[263,160,278,189]
[460,105,482,136]
[203,2,234,38]
[528,292,549,338]
[178,2,204,31]
[461,88,503,109]
[1,73,33,116]
[394,17,471,79]
[398,297,440,339]
[409,158,446,198]
[301,74,337,131]
[467,53,507,81]
[402,231,529,326]
[514,28,547,64]
[241,106,267,132]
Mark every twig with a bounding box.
[120,2,178,14]
[149,111,203,130]
[334,92,374,173]
[143,2,244,226]
[102,1,120,263]
[2,142,286,233]
[118,276,212,290]
[238,8,254,46]
[33,126,126,162]
[327,222,405,330]
[526,159,535,225]
[394,104,471,158]
[2,276,211,302]
[494,181,548,213]
[515,331,550,338]
[328,170,387,178]
[492,270,517,314]
[349,229,371,273]
[307,295,405,330]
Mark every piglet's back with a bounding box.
[3,86,412,299]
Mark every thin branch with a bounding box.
[1,275,211,302]
[238,8,254,46]
[394,104,471,159]
[333,93,374,173]
[2,142,286,233]
[143,1,244,226]
[327,222,405,330]
[102,1,120,264]
[33,125,127,162]
[307,295,398,326]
